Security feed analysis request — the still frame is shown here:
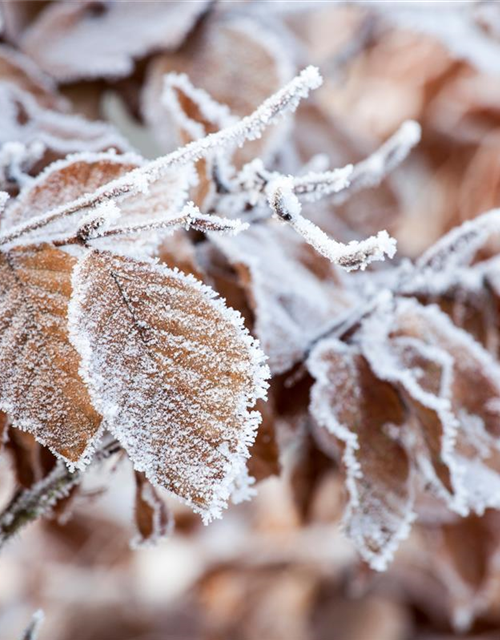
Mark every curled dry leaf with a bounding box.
[360,296,500,515]
[143,14,294,164]
[0,243,102,465]
[68,249,269,521]
[6,428,56,489]
[21,0,213,82]
[308,339,414,570]
[132,471,173,549]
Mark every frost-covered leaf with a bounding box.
[21,0,213,82]
[143,14,294,163]
[2,150,192,254]
[308,339,414,570]
[359,296,500,515]
[68,249,269,521]
[0,243,102,465]
[132,471,173,549]
[210,221,353,374]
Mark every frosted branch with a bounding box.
[401,209,500,295]
[20,611,44,640]
[0,191,8,215]
[290,164,353,202]
[0,439,121,550]
[267,176,397,271]
[0,67,322,248]
[333,120,421,204]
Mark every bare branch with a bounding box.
[20,610,44,640]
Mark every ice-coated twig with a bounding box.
[332,120,421,204]
[0,67,323,248]
[401,209,500,295]
[267,176,397,271]
[55,202,248,246]
[292,164,353,201]
[0,141,45,189]
[20,610,45,640]
[0,438,121,550]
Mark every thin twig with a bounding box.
[0,438,121,550]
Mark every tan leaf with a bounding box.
[68,249,269,520]
[143,14,293,164]
[360,296,500,515]
[0,243,102,464]
[3,151,191,253]
[132,470,172,548]
[6,428,56,488]
[308,339,414,570]
[21,0,213,82]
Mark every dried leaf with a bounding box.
[132,471,173,549]
[308,338,414,570]
[0,243,102,465]
[68,249,269,521]
[21,0,213,81]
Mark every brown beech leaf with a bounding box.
[424,512,500,631]
[68,249,269,521]
[212,222,353,374]
[6,428,56,488]
[132,471,172,549]
[360,296,500,515]
[308,338,414,571]
[247,398,280,484]
[3,151,191,253]
[21,0,213,82]
[0,243,102,465]
[143,14,293,164]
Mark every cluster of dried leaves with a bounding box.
[2,2,500,639]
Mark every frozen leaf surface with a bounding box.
[308,339,414,570]
[21,0,212,81]
[0,243,101,465]
[68,249,269,521]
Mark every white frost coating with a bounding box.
[308,337,415,571]
[267,176,397,271]
[0,68,323,248]
[403,209,500,295]
[68,250,270,523]
[333,120,421,204]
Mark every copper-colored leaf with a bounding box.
[0,243,102,464]
[68,249,269,520]
[132,470,172,548]
[308,339,414,570]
